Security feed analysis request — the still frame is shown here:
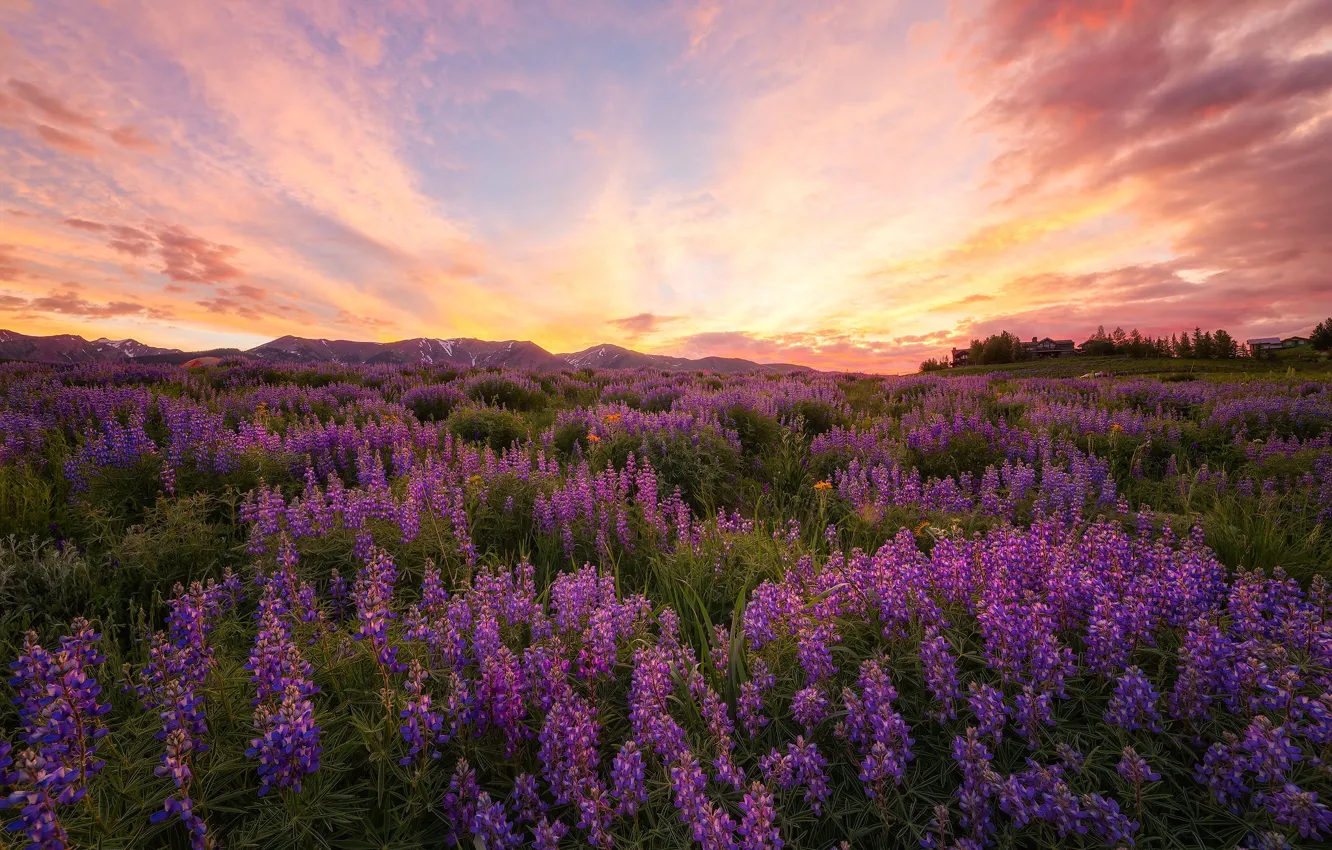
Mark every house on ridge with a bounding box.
[1246,337,1283,357]
[1022,337,1077,359]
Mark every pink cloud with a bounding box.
[34,124,99,156]
[608,313,682,335]
[0,286,172,321]
[63,218,106,232]
[7,79,98,129]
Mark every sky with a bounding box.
[0,0,1329,373]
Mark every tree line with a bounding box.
[919,319,1332,373]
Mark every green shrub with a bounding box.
[724,405,781,458]
[552,420,590,456]
[465,377,548,412]
[911,431,1000,481]
[788,400,844,437]
[447,407,528,452]
[596,428,742,511]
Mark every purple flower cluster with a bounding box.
[840,660,915,797]
[3,620,110,848]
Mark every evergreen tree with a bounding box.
[1213,329,1237,359]
[1175,332,1194,358]
[1199,331,1216,359]
[1312,318,1332,351]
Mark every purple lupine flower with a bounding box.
[1257,783,1332,840]
[1168,617,1233,722]
[246,606,316,706]
[3,748,70,850]
[967,682,1007,743]
[611,741,647,817]
[1104,666,1164,733]
[668,755,710,839]
[471,791,522,849]
[701,682,745,790]
[245,684,321,796]
[443,759,480,845]
[510,773,546,824]
[759,737,829,816]
[951,728,1000,839]
[841,660,914,797]
[1080,792,1138,847]
[399,659,445,766]
[537,694,601,807]
[1117,747,1160,786]
[576,783,614,849]
[1195,734,1249,812]
[352,547,401,673]
[921,803,950,850]
[327,568,349,622]
[921,629,961,722]
[1240,715,1301,784]
[998,760,1086,837]
[711,624,731,673]
[524,642,572,714]
[792,685,828,731]
[1056,743,1084,773]
[479,646,526,756]
[149,727,213,849]
[1014,685,1054,749]
[697,800,739,850]
[7,620,111,809]
[532,816,568,850]
[794,622,840,682]
[738,658,775,738]
[738,782,783,850]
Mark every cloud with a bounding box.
[34,124,99,156]
[108,125,159,152]
[927,293,994,312]
[0,244,20,280]
[0,287,171,320]
[7,79,97,128]
[2,78,160,158]
[608,313,682,335]
[155,226,243,283]
[63,218,106,232]
[66,219,244,282]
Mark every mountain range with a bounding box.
[0,330,811,374]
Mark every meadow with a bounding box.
[0,359,1329,849]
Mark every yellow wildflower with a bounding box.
[587,433,601,443]
[813,480,832,492]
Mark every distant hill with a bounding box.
[559,343,809,374]
[0,330,814,373]
[0,329,180,363]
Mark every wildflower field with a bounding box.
[1,360,1330,850]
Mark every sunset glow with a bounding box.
[1,0,1329,372]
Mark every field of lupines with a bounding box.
[1,360,1330,850]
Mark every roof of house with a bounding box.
[1283,336,1309,341]
[1246,337,1282,345]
